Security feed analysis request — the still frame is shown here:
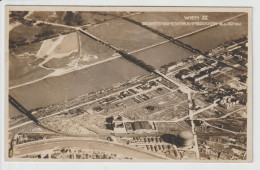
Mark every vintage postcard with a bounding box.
[5,6,252,162]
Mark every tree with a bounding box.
[106,116,114,124]
[63,11,74,25]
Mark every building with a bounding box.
[177,131,194,147]
[111,116,156,133]
[112,116,127,133]
[113,116,123,122]
[127,121,156,132]
[196,55,205,60]
[124,122,133,131]
[209,68,220,75]
[167,62,177,71]
[200,144,212,155]
[132,121,153,131]
[114,123,127,133]
[167,61,184,71]
[219,96,239,109]
[194,72,208,82]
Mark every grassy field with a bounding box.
[127,12,244,38]
[11,41,42,56]
[10,41,43,65]
[9,57,149,109]
[43,52,79,69]
[10,23,74,45]
[87,18,166,52]
[179,14,248,53]
[132,41,194,69]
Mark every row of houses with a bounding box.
[112,116,157,133]
[219,95,240,109]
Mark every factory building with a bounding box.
[131,121,153,131]
[177,131,194,147]
[111,116,156,133]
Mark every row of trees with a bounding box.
[117,50,155,73]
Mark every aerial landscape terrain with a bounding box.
[7,9,250,161]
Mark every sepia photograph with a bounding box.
[5,6,252,162]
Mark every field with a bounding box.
[26,11,66,24]
[9,58,149,109]
[9,42,42,68]
[43,52,79,69]
[10,41,43,60]
[87,18,166,52]
[26,11,129,27]
[132,41,195,69]
[179,14,248,53]
[9,23,74,45]
[127,12,244,38]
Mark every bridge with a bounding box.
[9,95,28,115]
[122,17,203,55]
[9,95,39,124]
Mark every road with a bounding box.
[188,93,200,159]
[145,68,217,160]
[13,137,169,159]
[154,70,195,94]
